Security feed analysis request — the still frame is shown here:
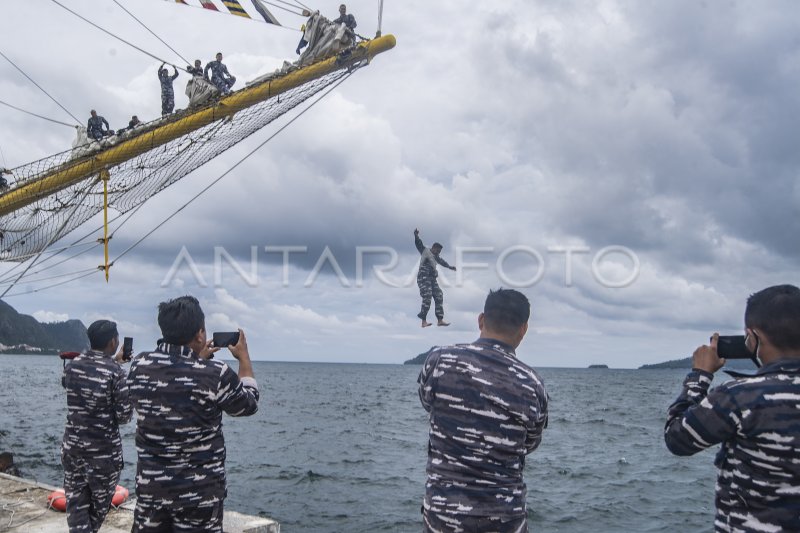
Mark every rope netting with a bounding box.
[0,60,362,264]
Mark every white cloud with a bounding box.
[1,0,798,367]
[32,310,69,323]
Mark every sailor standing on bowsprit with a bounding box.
[414,228,456,328]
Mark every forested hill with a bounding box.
[0,300,88,354]
[639,356,755,370]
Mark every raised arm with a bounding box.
[171,67,179,81]
[112,366,133,425]
[414,228,425,254]
[664,370,739,455]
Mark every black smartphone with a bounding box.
[716,335,752,359]
[122,337,133,361]
[213,331,240,347]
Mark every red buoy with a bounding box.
[47,485,128,512]
[111,485,129,507]
[47,489,66,512]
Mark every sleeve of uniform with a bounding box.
[435,255,452,269]
[112,366,133,425]
[414,234,425,255]
[350,15,357,29]
[417,348,441,413]
[204,63,211,79]
[664,370,740,456]
[102,117,109,129]
[171,70,179,81]
[524,380,548,454]
[217,363,259,417]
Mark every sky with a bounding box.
[0,0,798,368]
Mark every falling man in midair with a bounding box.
[414,228,456,328]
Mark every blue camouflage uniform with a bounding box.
[127,342,260,533]
[415,234,452,322]
[418,339,549,532]
[333,13,357,30]
[87,115,111,141]
[204,60,236,95]
[665,360,800,532]
[158,66,179,115]
[61,350,132,533]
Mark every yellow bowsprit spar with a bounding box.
[0,35,395,283]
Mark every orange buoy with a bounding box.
[111,485,129,507]
[47,489,67,512]
[47,485,128,512]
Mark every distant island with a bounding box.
[639,356,755,370]
[0,299,88,354]
[404,352,429,365]
[588,364,609,369]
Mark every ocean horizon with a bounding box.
[0,356,719,532]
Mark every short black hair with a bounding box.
[87,319,118,350]
[745,284,800,351]
[158,295,205,345]
[483,288,530,334]
[432,242,443,250]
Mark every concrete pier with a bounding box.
[0,472,279,532]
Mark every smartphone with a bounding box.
[213,331,240,348]
[716,335,752,359]
[122,337,133,361]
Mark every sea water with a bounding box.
[0,356,718,532]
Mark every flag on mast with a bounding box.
[222,0,250,18]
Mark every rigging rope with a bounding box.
[0,179,98,298]
[111,71,354,266]
[112,0,191,67]
[3,268,99,297]
[261,0,305,17]
[287,0,312,12]
[0,99,76,129]
[264,0,306,16]
[0,50,80,125]
[48,0,190,73]
[0,27,391,294]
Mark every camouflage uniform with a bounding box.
[415,234,452,321]
[127,342,260,533]
[418,339,549,532]
[61,350,132,533]
[158,67,179,115]
[86,115,110,141]
[665,360,800,532]
[333,13,357,30]
[204,60,236,95]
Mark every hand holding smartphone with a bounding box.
[122,337,134,361]
[212,331,240,348]
[716,335,752,359]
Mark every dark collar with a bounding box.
[155,342,195,358]
[83,349,111,359]
[475,337,517,356]
[724,358,800,379]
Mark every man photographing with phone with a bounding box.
[664,284,800,531]
[127,296,258,532]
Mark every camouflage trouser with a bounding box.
[161,90,175,115]
[211,76,235,94]
[133,498,224,533]
[418,276,444,321]
[423,507,528,533]
[61,452,121,533]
